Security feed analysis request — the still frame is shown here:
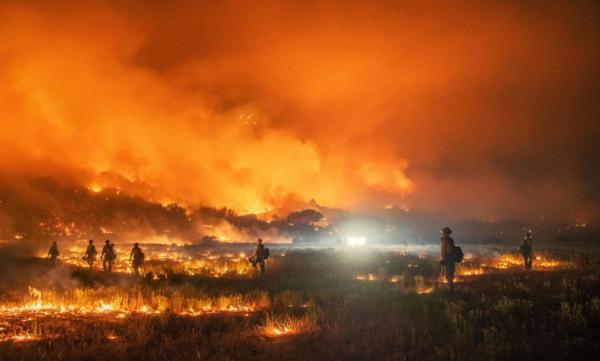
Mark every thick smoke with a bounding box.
[0,0,599,232]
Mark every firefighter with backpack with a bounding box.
[101,240,115,272]
[130,243,145,276]
[248,238,269,274]
[83,239,98,270]
[440,227,463,291]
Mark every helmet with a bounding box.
[441,227,452,234]
[134,242,139,247]
[105,240,110,244]
[257,238,263,243]
[89,239,94,244]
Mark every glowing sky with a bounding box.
[0,0,598,222]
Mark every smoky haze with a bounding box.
[0,0,599,242]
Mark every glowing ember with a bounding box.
[415,275,434,294]
[535,256,561,268]
[261,314,316,338]
[265,326,294,337]
[354,274,378,281]
[456,266,486,277]
[1,333,40,343]
[416,286,434,294]
[389,275,404,283]
[354,274,405,284]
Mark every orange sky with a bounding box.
[0,0,599,222]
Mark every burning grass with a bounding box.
[0,245,597,361]
[45,244,256,278]
[466,252,568,273]
[0,279,318,345]
[0,284,269,343]
[0,286,268,317]
[414,275,434,294]
[353,251,568,291]
[260,313,318,337]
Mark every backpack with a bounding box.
[452,246,464,263]
[139,252,145,264]
[263,248,270,260]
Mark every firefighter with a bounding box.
[440,227,456,291]
[519,230,534,270]
[130,243,144,276]
[248,238,267,274]
[83,239,97,270]
[101,240,113,272]
[47,241,59,265]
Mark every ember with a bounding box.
[261,314,317,338]
[413,276,433,294]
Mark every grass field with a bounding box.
[0,244,599,361]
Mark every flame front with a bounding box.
[41,243,256,278]
[0,286,269,342]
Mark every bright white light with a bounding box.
[347,236,366,247]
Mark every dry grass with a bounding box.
[0,246,598,360]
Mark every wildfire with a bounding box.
[1,333,40,343]
[261,314,316,338]
[353,251,566,292]
[90,183,103,193]
[47,243,257,278]
[415,286,434,294]
[1,246,280,343]
[354,274,379,281]
[438,253,565,284]
[535,256,561,268]
[488,254,564,270]
[415,275,434,294]
[389,275,404,283]
[490,254,524,269]
[0,286,269,343]
[354,274,406,284]
[0,287,267,319]
[456,266,486,277]
[264,325,295,337]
